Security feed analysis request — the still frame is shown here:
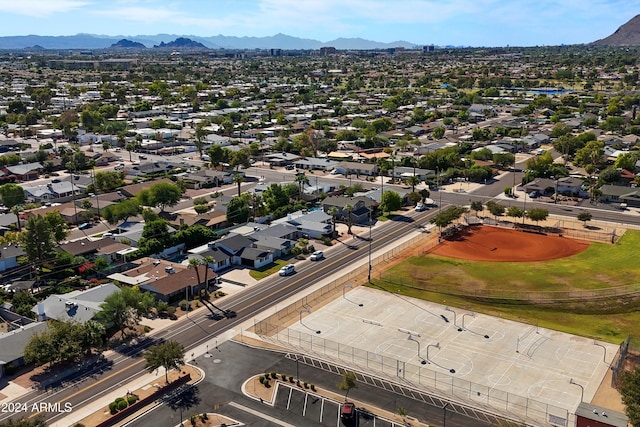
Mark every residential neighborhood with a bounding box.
[1,42,640,427]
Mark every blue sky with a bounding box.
[0,0,638,46]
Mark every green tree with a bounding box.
[20,214,64,263]
[0,183,25,231]
[337,370,358,400]
[97,287,154,338]
[94,171,125,193]
[432,126,445,139]
[226,196,250,224]
[194,124,208,158]
[619,367,640,425]
[577,211,592,227]
[492,153,515,169]
[233,173,245,197]
[470,200,483,216]
[343,203,353,235]
[0,417,47,427]
[148,182,182,212]
[262,183,289,212]
[380,191,402,215]
[614,152,638,171]
[486,201,505,219]
[507,206,524,221]
[327,207,339,236]
[144,340,185,384]
[102,199,141,224]
[526,207,549,224]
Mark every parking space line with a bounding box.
[286,386,293,410]
[227,401,297,427]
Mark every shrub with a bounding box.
[167,306,176,315]
[127,395,138,405]
[109,402,118,414]
[143,326,151,333]
[117,399,128,410]
[271,372,277,379]
[304,382,309,388]
[190,414,197,426]
[193,197,208,205]
[179,300,189,311]
[281,373,287,380]
[264,380,270,388]
[311,384,316,391]
[194,204,210,214]
[259,375,265,384]
[289,375,294,383]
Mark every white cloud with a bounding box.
[0,0,90,17]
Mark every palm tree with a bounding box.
[327,207,338,237]
[188,258,202,286]
[201,256,214,294]
[194,124,207,158]
[407,175,420,193]
[295,172,309,200]
[344,203,354,235]
[233,173,245,197]
[125,142,135,163]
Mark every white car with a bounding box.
[309,251,324,261]
[415,203,427,212]
[279,264,295,276]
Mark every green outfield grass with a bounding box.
[371,230,640,343]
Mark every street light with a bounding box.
[569,378,584,403]
[443,402,450,427]
[367,208,373,282]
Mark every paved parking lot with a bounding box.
[272,382,397,427]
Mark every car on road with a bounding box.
[139,154,147,160]
[78,222,93,230]
[279,264,295,276]
[309,250,324,261]
[528,191,539,198]
[284,164,295,170]
[415,203,427,212]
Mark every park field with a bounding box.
[373,229,640,344]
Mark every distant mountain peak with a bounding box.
[110,39,146,49]
[154,37,208,50]
[592,14,640,46]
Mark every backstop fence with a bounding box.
[376,275,640,304]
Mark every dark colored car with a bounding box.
[78,222,93,230]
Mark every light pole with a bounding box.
[461,312,475,329]
[299,307,310,325]
[185,286,190,319]
[569,378,584,403]
[445,307,462,331]
[408,335,427,365]
[426,342,440,363]
[443,402,450,427]
[367,209,373,282]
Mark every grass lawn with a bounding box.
[372,230,640,344]
[249,259,291,280]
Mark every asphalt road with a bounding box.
[1,207,441,425]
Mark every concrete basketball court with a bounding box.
[284,287,617,424]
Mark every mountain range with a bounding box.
[0,33,417,51]
[592,14,640,46]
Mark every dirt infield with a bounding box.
[431,225,590,262]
